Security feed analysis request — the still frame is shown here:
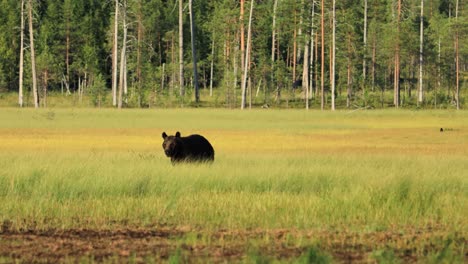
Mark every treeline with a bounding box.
[0,0,466,109]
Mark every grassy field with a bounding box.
[0,108,467,263]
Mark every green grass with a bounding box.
[0,108,466,232]
[0,152,465,231]
[1,108,467,262]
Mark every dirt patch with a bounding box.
[0,225,466,263]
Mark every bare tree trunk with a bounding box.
[271,0,278,99]
[189,0,200,103]
[233,36,239,108]
[112,0,119,106]
[304,42,309,109]
[19,0,25,107]
[320,0,325,110]
[418,0,424,105]
[455,0,459,110]
[171,33,175,94]
[297,0,304,61]
[347,33,352,108]
[179,0,185,96]
[118,0,127,109]
[65,0,71,95]
[276,35,281,104]
[82,72,87,102]
[331,0,336,111]
[372,29,376,92]
[28,0,38,108]
[293,24,297,84]
[394,0,401,108]
[309,1,315,100]
[136,0,143,107]
[124,53,127,100]
[78,76,82,103]
[161,63,165,96]
[248,46,252,109]
[241,0,254,109]
[363,0,368,92]
[240,0,245,93]
[209,30,215,97]
[43,70,48,108]
[272,0,280,104]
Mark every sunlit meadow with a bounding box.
[0,108,466,235]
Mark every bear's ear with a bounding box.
[162,132,167,139]
[175,131,181,137]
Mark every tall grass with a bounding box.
[0,108,467,232]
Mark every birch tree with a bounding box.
[417,0,424,105]
[19,0,25,107]
[189,0,200,103]
[241,0,254,110]
[320,0,325,110]
[303,34,309,109]
[28,0,38,108]
[136,0,143,107]
[209,30,215,97]
[363,0,368,92]
[331,0,335,111]
[394,0,401,108]
[63,0,71,95]
[112,0,118,107]
[271,0,278,102]
[455,0,459,110]
[309,1,315,103]
[179,0,184,96]
[240,0,245,91]
[118,0,127,109]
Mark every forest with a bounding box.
[0,0,466,109]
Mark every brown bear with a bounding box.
[162,131,215,164]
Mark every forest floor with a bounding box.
[1,224,465,263]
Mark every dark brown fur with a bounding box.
[162,131,215,164]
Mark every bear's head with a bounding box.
[162,131,181,157]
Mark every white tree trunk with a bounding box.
[331,0,336,111]
[240,0,245,93]
[28,0,38,108]
[418,0,424,105]
[304,42,309,109]
[455,0,459,110]
[209,30,215,97]
[297,0,304,61]
[233,39,239,107]
[124,54,127,100]
[320,0,325,110]
[112,0,119,106]
[394,0,401,108]
[19,0,25,107]
[179,0,184,96]
[65,0,71,95]
[309,1,315,100]
[271,0,278,65]
[271,0,278,96]
[189,0,200,102]
[363,0,367,91]
[433,37,440,107]
[161,63,165,95]
[241,0,254,110]
[118,0,127,109]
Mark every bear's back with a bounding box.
[180,134,214,160]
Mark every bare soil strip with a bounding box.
[1,225,466,263]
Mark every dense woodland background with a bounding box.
[0,0,466,109]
